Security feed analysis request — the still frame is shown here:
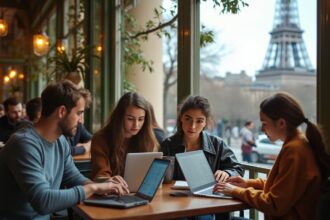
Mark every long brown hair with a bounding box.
[260,92,330,182]
[99,92,158,175]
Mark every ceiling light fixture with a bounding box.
[0,10,8,37]
[33,31,50,56]
[33,2,50,56]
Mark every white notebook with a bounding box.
[171,181,189,190]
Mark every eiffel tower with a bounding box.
[256,0,315,87]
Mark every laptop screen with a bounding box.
[136,159,169,201]
[176,150,216,192]
[124,152,163,192]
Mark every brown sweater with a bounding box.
[90,132,114,180]
[90,131,157,180]
[232,134,321,220]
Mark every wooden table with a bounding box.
[73,151,91,162]
[73,184,249,220]
[73,151,91,178]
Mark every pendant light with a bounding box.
[56,39,65,53]
[0,11,8,37]
[33,31,50,56]
[33,2,50,56]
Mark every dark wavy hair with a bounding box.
[41,80,82,117]
[260,92,330,183]
[176,95,212,135]
[98,92,158,175]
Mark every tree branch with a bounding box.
[124,14,178,40]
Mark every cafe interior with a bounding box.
[0,0,329,219]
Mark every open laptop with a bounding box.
[175,150,232,199]
[124,152,163,192]
[84,158,170,208]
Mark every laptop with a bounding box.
[175,150,232,199]
[84,158,169,208]
[124,152,163,192]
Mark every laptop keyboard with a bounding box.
[112,195,144,203]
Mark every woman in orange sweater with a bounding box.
[214,92,330,220]
[91,92,159,181]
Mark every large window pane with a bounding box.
[200,0,316,164]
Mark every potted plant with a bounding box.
[47,46,97,84]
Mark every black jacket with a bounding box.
[0,116,16,143]
[161,131,244,180]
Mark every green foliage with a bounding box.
[47,46,98,81]
[205,0,249,14]
[122,0,248,74]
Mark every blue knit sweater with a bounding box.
[0,125,88,219]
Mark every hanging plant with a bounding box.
[47,46,99,84]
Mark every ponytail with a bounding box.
[305,120,330,185]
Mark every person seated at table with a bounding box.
[0,97,23,143]
[0,80,129,219]
[161,95,244,220]
[91,92,159,181]
[214,92,330,220]
[69,122,92,156]
[68,88,92,156]
[16,97,42,130]
[161,95,244,182]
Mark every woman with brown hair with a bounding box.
[214,92,330,220]
[161,95,243,182]
[91,92,159,181]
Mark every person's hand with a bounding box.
[213,182,236,196]
[226,176,247,188]
[214,170,229,182]
[98,181,130,196]
[109,175,128,188]
[77,141,91,152]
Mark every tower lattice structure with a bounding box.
[256,0,315,86]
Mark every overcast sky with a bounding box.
[200,0,316,77]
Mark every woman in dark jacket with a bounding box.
[161,95,244,182]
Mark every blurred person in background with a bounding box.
[16,97,42,130]
[0,104,5,117]
[68,88,92,156]
[0,97,23,143]
[240,121,256,163]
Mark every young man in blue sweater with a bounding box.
[0,80,129,219]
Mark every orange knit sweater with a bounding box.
[232,134,321,220]
[90,132,114,180]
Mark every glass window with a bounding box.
[162,0,178,134]
[200,0,316,164]
[91,0,102,132]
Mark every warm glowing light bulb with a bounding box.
[0,19,8,37]
[97,46,102,52]
[18,73,24,79]
[33,32,50,56]
[56,40,65,53]
[9,69,17,78]
[4,76,10,83]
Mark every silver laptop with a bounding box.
[124,152,163,192]
[175,150,232,199]
[84,158,170,209]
